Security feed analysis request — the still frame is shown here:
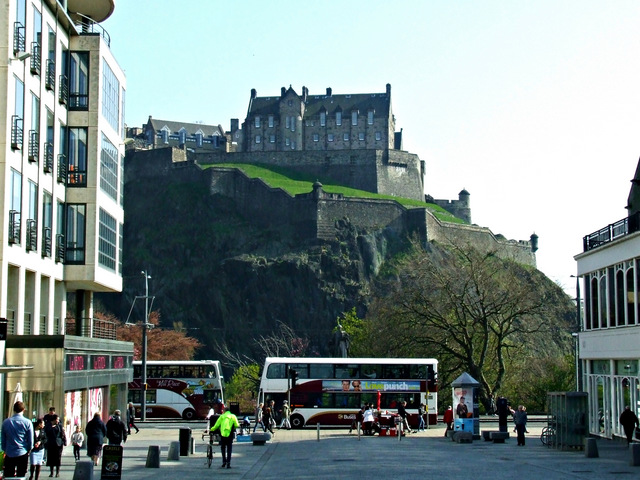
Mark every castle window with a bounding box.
[368,110,374,125]
[351,111,358,126]
[255,116,261,128]
[285,116,291,129]
[268,115,274,128]
[358,132,365,141]
[375,132,381,141]
[291,141,296,149]
[343,133,349,141]
[285,138,290,146]
[291,118,296,132]
[269,135,275,143]
[328,134,334,142]
[313,134,319,142]
[320,111,326,126]
[255,135,261,143]
[336,111,342,126]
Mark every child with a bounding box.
[71,425,84,461]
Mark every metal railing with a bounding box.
[13,22,25,55]
[74,13,111,47]
[45,59,55,90]
[28,130,39,161]
[59,75,68,104]
[26,219,37,252]
[44,142,54,172]
[65,317,117,340]
[42,227,52,258]
[55,234,65,263]
[8,210,20,245]
[30,42,41,75]
[57,155,67,183]
[583,211,640,251]
[11,115,23,150]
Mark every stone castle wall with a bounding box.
[193,149,425,202]
[125,147,535,267]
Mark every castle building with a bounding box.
[575,157,640,440]
[242,84,401,153]
[142,116,235,152]
[0,0,132,432]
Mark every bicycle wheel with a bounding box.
[540,426,556,446]
[207,443,213,468]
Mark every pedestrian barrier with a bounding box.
[454,431,473,443]
[250,432,271,445]
[585,437,599,458]
[630,443,640,466]
[73,461,94,480]
[146,445,160,468]
[489,432,509,443]
[167,441,180,461]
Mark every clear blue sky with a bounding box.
[103,0,640,295]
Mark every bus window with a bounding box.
[289,364,310,379]
[361,364,381,379]
[335,364,359,379]
[266,363,286,379]
[309,364,333,379]
[409,365,427,379]
[383,365,407,379]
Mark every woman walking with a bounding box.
[44,415,66,477]
[85,412,107,466]
[29,418,46,480]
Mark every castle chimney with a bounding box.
[281,87,286,96]
[251,88,257,99]
[386,83,391,95]
[230,119,239,132]
[302,86,308,102]
[326,87,332,97]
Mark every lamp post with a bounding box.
[141,271,151,421]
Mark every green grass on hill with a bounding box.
[201,161,466,224]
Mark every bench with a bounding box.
[489,431,509,443]
[251,432,272,445]
[453,431,473,443]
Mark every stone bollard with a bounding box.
[167,441,180,461]
[630,443,640,466]
[250,432,272,445]
[73,460,94,480]
[585,437,599,458]
[146,445,161,468]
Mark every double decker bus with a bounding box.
[128,360,224,420]
[259,357,437,428]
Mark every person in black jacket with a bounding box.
[620,405,639,445]
[44,414,66,478]
[85,413,107,466]
[106,410,128,445]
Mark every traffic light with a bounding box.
[289,368,298,387]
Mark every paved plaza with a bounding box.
[43,420,638,479]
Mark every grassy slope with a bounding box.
[201,162,466,224]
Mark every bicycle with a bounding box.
[202,431,219,468]
[540,425,556,446]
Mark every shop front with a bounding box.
[5,335,133,439]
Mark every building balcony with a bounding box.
[65,317,117,340]
[583,212,640,252]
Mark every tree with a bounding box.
[102,310,203,360]
[224,364,261,414]
[363,239,575,411]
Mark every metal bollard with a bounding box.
[317,423,320,441]
[357,421,361,441]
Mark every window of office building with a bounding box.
[102,59,120,132]
[100,133,118,200]
[42,190,52,257]
[69,52,88,109]
[119,222,123,274]
[98,208,117,271]
[65,204,85,263]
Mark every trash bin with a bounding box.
[179,427,191,456]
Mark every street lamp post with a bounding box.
[141,271,151,421]
[571,275,583,392]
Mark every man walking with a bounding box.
[620,405,639,445]
[210,406,239,469]
[126,402,139,434]
[1,401,34,478]
[106,410,128,445]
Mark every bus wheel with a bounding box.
[290,414,304,429]
[182,408,197,420]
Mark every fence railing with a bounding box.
[583,212,640,251]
